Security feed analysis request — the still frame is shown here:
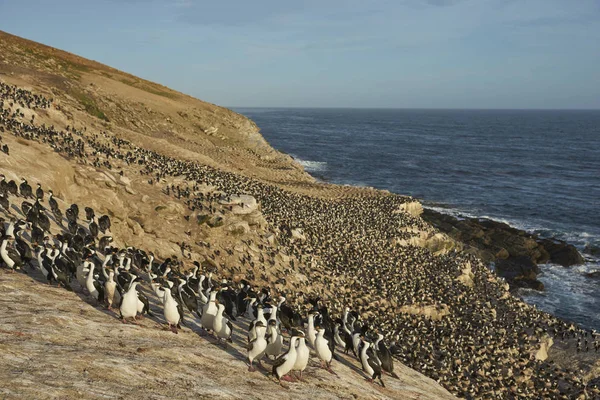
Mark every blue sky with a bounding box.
[1,0,599,109]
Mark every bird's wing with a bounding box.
[272,352,289,369]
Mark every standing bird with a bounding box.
[213,303,233,345]
[104,268,120,310]
[88,217,99,238]
[6,180,18,196]
[85,263,105,305]
[98,215,111,234]
[248,304,267,342]
[279,296,302,331]
[120,279,141,323]
[247,321,267,372]
[30,225,44,246]
[0,175,7,193]
[0,193,9,212]
[1,235,22,271]
[162,287,181,334]
[359,339,385,387]
[272,333,300,386]
[35,183,44,201]
[14,230,34,269]
[265,319,283,359]
[37,212,51,233]
[48,190,59,213]
[374,332,398,378]
[307,311,319,348]
[70,204,79,220]
[201,290,218,332]
[19,179,33,199]
[84,207,95,222]
[66,206,77,224]
[315,326,334,372]
[292,329,310,381]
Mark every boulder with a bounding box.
[227,221,250,235]
[496,248,510,259]
[118,175,131,186]
[534,336,554,361]
[583,244,600,257]
[539,239,584,267]
[196,214,210,225]
[495,256,544,290]
[207,215,224,228]
[396,201,423,217]
[457,261,475,287]
[266,233,276,245]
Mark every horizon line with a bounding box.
[230,106,600,111]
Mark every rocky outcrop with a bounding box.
[395,230,461,256]
[422,208,585,290]
[457,261,475,287]
[495,256,543,291]
[396,200,424,217]
[538,238,584,267]
[534,336,554,361]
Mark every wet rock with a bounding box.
[495,256,544,291]
[422,208,584,289]
[539,239,584,267]
[584,244,600,257]
[585,271,600,279]
[496,248,510,259]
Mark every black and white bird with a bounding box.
[19,179,33,199]
[359,338,385,387]
[35,183,44,200]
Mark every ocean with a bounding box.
[234,108,600,331]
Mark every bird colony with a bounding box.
[1,81,598,399]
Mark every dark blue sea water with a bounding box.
[234,108,600,331]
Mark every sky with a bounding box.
[1,0,599,109]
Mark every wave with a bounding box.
[520,262,600,330]
[291,155,328,173]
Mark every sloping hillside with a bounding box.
[0,30,456,399]
[1,30,597,400]
[0,30,313,188]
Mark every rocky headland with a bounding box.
[421,208,585,291]
[0,30,598,400]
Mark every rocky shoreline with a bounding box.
[421,208,585,291]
